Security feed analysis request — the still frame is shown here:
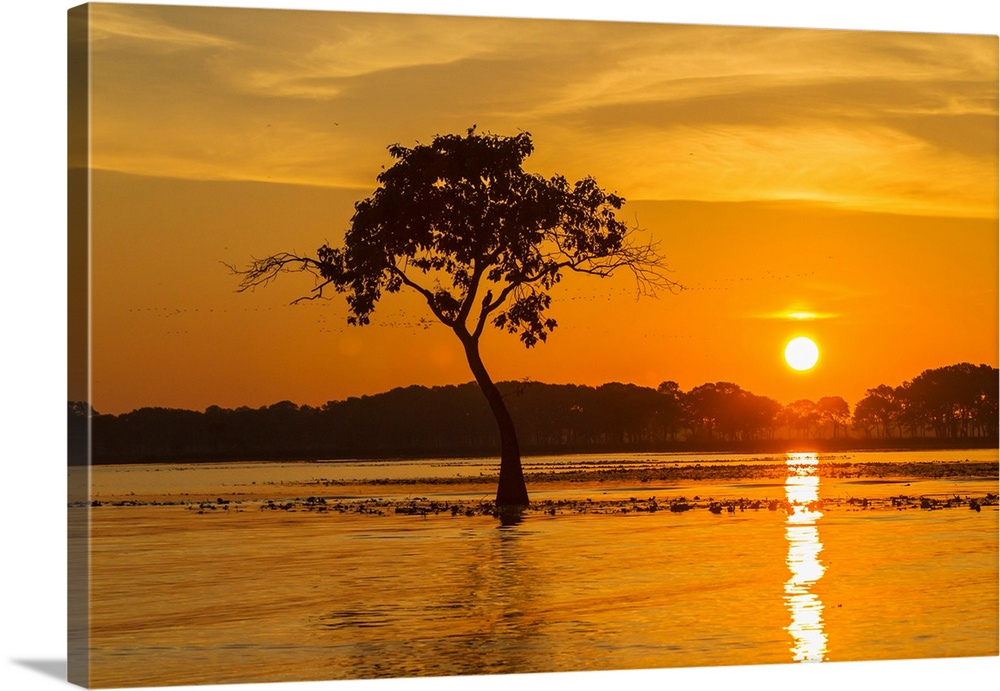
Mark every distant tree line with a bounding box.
[851,363,998,440]
[70,362,997,464]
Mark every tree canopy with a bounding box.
[240,127,673,345]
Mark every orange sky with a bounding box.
[74,3,998,415]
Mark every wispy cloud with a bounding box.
[85,7,997,217]
[751,310,840,320]
[89,4,236,50]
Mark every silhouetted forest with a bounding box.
[69,362,997,465]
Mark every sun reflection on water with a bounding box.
[784,452,828,662]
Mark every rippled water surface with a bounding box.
[78,450,998,687]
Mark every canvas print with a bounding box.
[68,2,999,688]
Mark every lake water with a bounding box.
[72,449,998,688]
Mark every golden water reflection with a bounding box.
[784,452,828,662]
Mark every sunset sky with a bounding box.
[74,1,998,415]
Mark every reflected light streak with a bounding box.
[784,452,828,662]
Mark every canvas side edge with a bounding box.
[67,4,92,688]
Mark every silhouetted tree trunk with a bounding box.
[458,331,528,507]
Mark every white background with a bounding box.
[2,2,998,690]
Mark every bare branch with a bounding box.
[227,253,325,294]
[289,278,337,304]
[564,228,683,299]
[226,253,345,306]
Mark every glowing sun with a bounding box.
[785,336,819,371]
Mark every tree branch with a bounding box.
[389,264,456,327]
[455,262,486,329]
[562,229,683,298]
[225,253,332,303]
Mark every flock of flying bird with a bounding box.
[126,266,824,337]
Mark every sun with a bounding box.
[785,336,819,371]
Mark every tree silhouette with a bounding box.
[232,128,676,508]
[682,381,779,442]
[853,385,903,438]
[904,363,999,438]
[656,380,686,441]
[816,396,850,439]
